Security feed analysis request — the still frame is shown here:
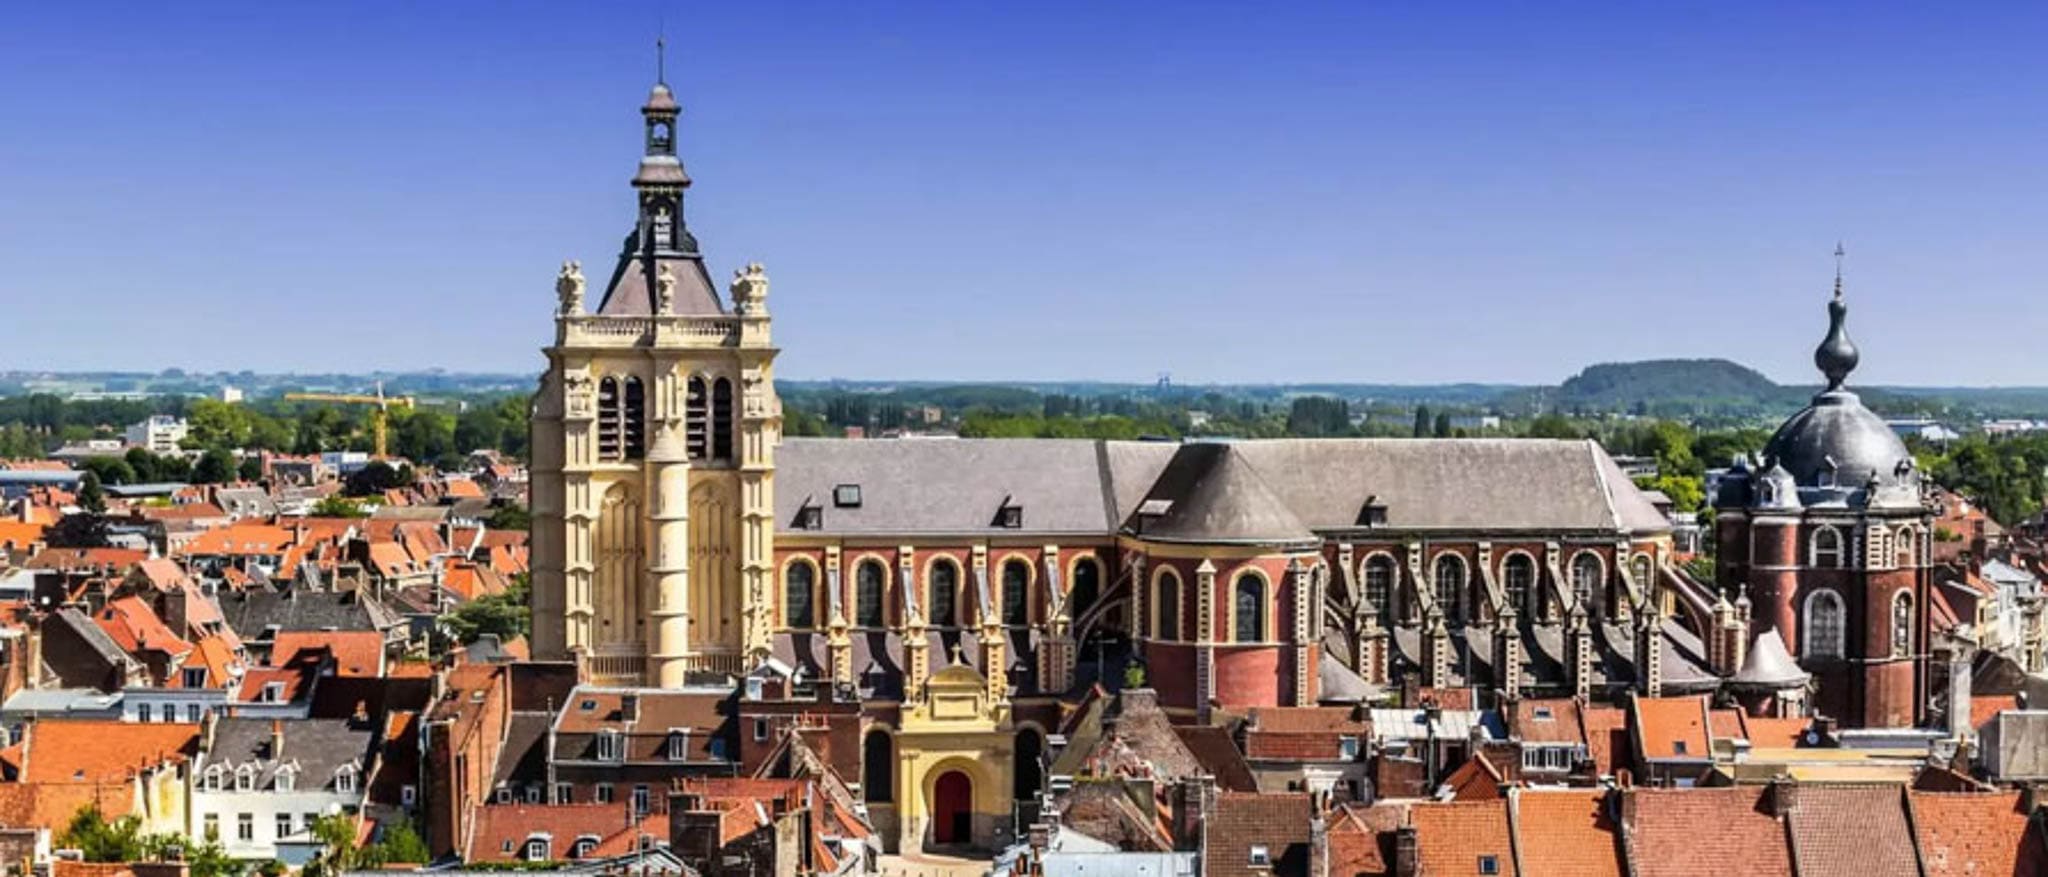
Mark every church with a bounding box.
[526,78,1931,855]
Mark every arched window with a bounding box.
[1892,591,1913,658]
[1571,553,1603,610]
[1805,590,1845,660]
[855,560,887,628]
[784,562,816,629]
[1432,554,1465,622]
[1362,555,1394,618]
[1811,527,1843,568]
[862,729,894,803]
[1154,570,1180,641]
[1070,557,1101,620]
[685,376,709,460]
[712,378,734,460]
[596,377,621,460]
[1014,728,1044,801]
[1234,573,1266,643]
[929,560,959,627]
[1631,554,1653,587]
[1895,527,1916,568]
[1002,559,1030,626]
[622,376,646,459]
[1503,554,1536,618]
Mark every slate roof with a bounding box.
[1783,784,1918,877]
[203,717,374,789]
[1731,629,1808,688]
[772,436,1668,540]
[221,589,396,638]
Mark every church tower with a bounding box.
[530,77,782,686]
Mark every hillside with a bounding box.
[1547,359,1802,416]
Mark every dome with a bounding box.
[643,82,679,113]
[1757,277,1920,506]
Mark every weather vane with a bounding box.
[1833,241,1846,297]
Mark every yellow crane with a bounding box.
[284,382,416,459]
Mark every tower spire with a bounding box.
[1833,241,1845,299]
[656,34,666,86]
[1815,242,1860,392]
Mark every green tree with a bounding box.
[57,803,145,862]
[1523,414,1581,439]
[1286,396,1351,437]
[486,503,531,532]
[184,399,249,448]
[124,447,160,482]
[192,448,236,484]
[445,573,531,644]
[78,470,106,515]
[346,461,407,496]
[1432,411,1453,438]
[1412,405,1432,438]
[311,495,369,518]
[80,455,137,486]
[371,822,431,865]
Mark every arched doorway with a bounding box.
[932,770,973,846]
[863,729,894,803]
[1013,728,1043,801]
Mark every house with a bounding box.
[190,717,377,863]
[1236,706,1371,800]
[1627,695,1713,786]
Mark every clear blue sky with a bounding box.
[3,2,2045,386]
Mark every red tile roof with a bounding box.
[1633,695,1711,760]
[1513,788,1622,877]
[467,803,653,862]
[1622,786,1791,877]
[1783,784,1917,877]
[21,721,200,783]
[1910,790,2048,877]
[272,629,384,677]
[0,781,137,828]
[1581,705,1629,776]
[1205,792,1315,877]
[1970,695,2019,732]
[95,596,193,656]
[26,547,146,572]
[182,524,294,556]
[1410,800,1513,877]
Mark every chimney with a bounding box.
[1171,777,1211,851]
[269,719,284,760]
[1393,824,1420,877]
[351,700,370,727]
[1027,822,1052,853]
[1948,647,1975,740]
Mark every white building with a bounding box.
[125,415,190,454]
[190,717,376,863]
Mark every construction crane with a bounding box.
[284,382,415,459]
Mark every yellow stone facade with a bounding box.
[888,663,1015,852]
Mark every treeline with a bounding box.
[0,393,531,469]
[1916,432,2048,526]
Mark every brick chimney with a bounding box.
[1393,824,1420,877]
[268,719,284,760]
[1171,777,1210,852]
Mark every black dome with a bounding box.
[1762,390,1913,492]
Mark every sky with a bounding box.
[3,3,2046,386]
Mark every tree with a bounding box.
[445,573,531,644]
[78,471,106,515]
[57,803,145,862]
[1523,414,1581,439]
[1286,396,1351,437]
[192,448,236,484]
[46,512,110,548]
[346,461,407,496]
[371,822,431,865]
[486,503,531,532]
[311,495,369,518]
[1432,412,1453,438]
[124,447,160,482]
[79,455,137,486]
[1412,405,1432,438]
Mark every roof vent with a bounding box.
[833,484,862,508]
[1137,499,1173,517]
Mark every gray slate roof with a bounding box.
[222,590,398,638]
[1125,443,1316,545]
[205,717,374,789]
[774,437,1668,539]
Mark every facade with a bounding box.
[124,416,189,454]
[1712,279,1933,728]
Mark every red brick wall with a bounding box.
[1214,646,1285,711]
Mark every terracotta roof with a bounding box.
[1909,790,2048,877]
[177,634,241,688]
[0,781,136,828]
[25,547,145,572]
[182,524,294,556]
[236,665,314,703]
[1326,802,1404,877]
[95,596,192,656]
[1513,698,1588,745]
[1783,784,1917,877]
[1581,705,1629,776]
[1440,753,1506,801]
[1410,800,1514,877]
[1513,788,1622,877]
[1738,716,1810,749]
[1621,786,1791,877]
[1633,695,1711,760]
[467,803,654,862]
[1205,792,1315,877]
[1971,695,2019,732]
[272,629,383,677]
[21,721,200,783]
[0,520,45,549]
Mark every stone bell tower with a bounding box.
[529,78,782,686]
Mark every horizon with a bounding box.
[5,3,2048,384]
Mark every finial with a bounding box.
[656,34,666,86]
[1814,244,1860,392]
[1833,241,1845,299]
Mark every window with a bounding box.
[186,704,202,723]
[1433,554,1465,621]
[571,837,598,859]
[1896,526,1916,568]
[712,378,734,460]
[274,768,295,792]
[1479,854,1501,875]
[784,562,816,629]
[202,767,224,792]
[276,813,293,839]
[1338,736,1360,760]
[753,717,770,741]
[523,837,549,862]
[863,729,894,803]
[597,377,621,460]
[335,766,359,794]
[930,560,959,627]
[995,501,1023,529]
[1805,590,1845,660]
[1249,844,1271,866]
[1671,740,1689,756]
[235,766,257,792]
[1632,554,1653,586]
[1154,570,1181,641]
[632,784,650,815]
[138,703,153,723]
[667,731,689,761]
[524,785,542,804]
[793,503,822,530]
[1002,559,1030,626]
[1362,555,1394,617]
[554,783,572,804]
[1503,554,1535,618]
[1892,591,1913,658]
[402,784,417,807]
[834,483,862,507]
[595,783,615,804]
[856,560,887,627]
[258,682,284,703]
[237,813,254,842]
[203,814,218,841]
[1811,527,1844,568]
[622,376,645,459]
[495,786,513,804]
[1520,745,1575,772]
[1070,557,1102,619]
[685,376,709,460]
[596,729,624,762]
[746,677,764,701]
[1234,573,1266,644]
[1571,553,1603,610]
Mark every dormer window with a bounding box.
[183,667,207,688]
[274,766,296,792]
[570,837,599,859]
[994,498,1023,529]
[1358,495,1388,527]
[834,484,862,508]
[666,730,689,761]
[1249,845,1271,867]
[522,836,550,863]
[793,503,823,531]
[258,682,285,703]
[334,764,359,795]
[234,765,257,792]
[202,765,225,792]
[596,729,625,762]
[1338,736,1360,760]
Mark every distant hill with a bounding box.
[1559,359,1784,406]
